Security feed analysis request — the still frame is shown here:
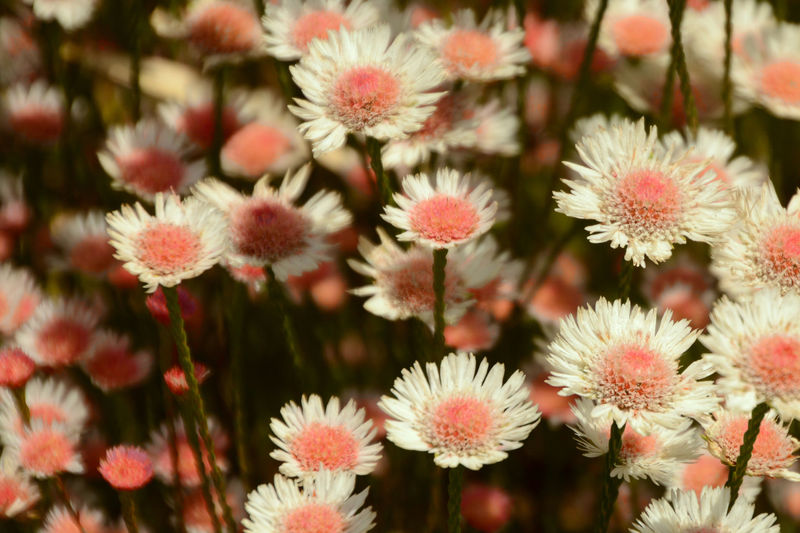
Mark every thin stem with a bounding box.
[252,0,265,17]
[129,0,142,122]
[521,220,581,301]
[447,466,463,533]
[210,67,226,178]
[726,402,769,507]
[225,279,251,492]
[274,59,295,103]
[593,421,625,533]
[659,53,678,127]
[54,476,88,533]
[366,136,393,206]
[667,0,698,134]
[177,407,222,533]
[267,270,308,386]
[722,0,734,134]
[432,249,448,359]
[162,286,237,533]
[618,261,634,301]
[12,387,30,426]
[119,492,140,533]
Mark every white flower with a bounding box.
[0,451,39,518]
[592,0,671,58]
[49,209,116,276]
[3,80,63,145]
[0,264,40,336]
[378,352,541,470]
[0,376,89,438]
[22,0,97,30]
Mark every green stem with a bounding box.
[267,270,308,386]
[593,421,625,533]
[177,406,222,533]
[722,0,734,134]
[366,136,393,206]
[225,280,251,492]
[162,286,237,533]
[119,492,140,533]
[725,402,769,507]
[447,466,463,533]
[274,59,295,103]
[659,52,678,128]
[210,67,226,178]
[667,0,698,134]
[12,387,31,426]
[618,261,634,301]
[432,249,448,359]
[129,0,142,122]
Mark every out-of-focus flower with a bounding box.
[0,174,31,235]
[22,0,97,31]
[0,347,35,389]
[0,450,39,518]
[767,472,800,522]
[0,264,40,336]
[50,210,116,276]
[444,309,500,352]
[2,420,83,478]
[183,479,245,533]
[145,286,199,325]
[379,352,540,470]
[3,80,63,145]
[669,451,762,502]
[82,331,153,392]
[0,18,39,85]
[460,482,513,533]
[164,362,211,396]
[40,505,107,533]
[0,376,89,437]
[98,445,154,490]
[523,13,560,70]
[643,256,715,330]
[285,261,347,311]
[159,86,249,150]
[468,98,521,157]
[592,0,671,58]
[147,418,229,488]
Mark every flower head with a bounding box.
[98,445,154,490]
[82,331,153,392]
[164,362,211,396]
[50,210,117,276]
[0,377,89,438]
[594,0,672,58]
[0,347,35,389]
[40,505,107,533]
[147,418,229,487]
[1,420,83,478]
[3,80,63,145]
[0,451,39,518]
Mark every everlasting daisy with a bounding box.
[164,362,211,396]
[98,120,205,201]
[0,347,35,389]
[378,352,541,470]
[415,9,529,82]
[243,470,375,533]
[192,165,350,280]
[382,168,497,249]
[644,255,715,330]
[546,298,719,431]
[444,309,500,352]
[3,80,63,145]
[82,330,153,392]
[460,483,513,533]
[0,376,89,437]
[269,395,382,479]
[570,398,702,485]
[592,0,671,58]
[703,409,800,481]
[159,86,249,150]
[106,193,228,293]
[98,445,154,490]
[1,420,83,478]
[670,451,762,502]
[40,505,107,533]
[184,480,245,533]
[469,98,521,157]
[148,418,229,487]
[555,117,735,267]
[289,25,445,156]
[0,18,40,86]
[631,486,779,533]
[14,298,99,368]
[263,0,380,61]
[711,183,800,297]
[0,264,41,336]
[21,0,97,30]
[50,210,116,276]
[0,451,39,518]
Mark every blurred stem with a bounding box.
[119,492,140,533]
[129,0,142,122]
[366,136,393,206]
[521,219,580,300]
[177,406,222,533]
[447,466,463,533]
[273,59,295,103]
[267,270,308,387]
[667,0,698,134]
[618,261,634,300]
[722,0,734,134]
[12,387,30,426]
[726,402,769,508]
[593,421,625,533]
[252,0,265,16]
[162,286,237,533]
[224,279,251,492]
[54,476,87,533]
[210,67,226,177]
[433,249,448,359]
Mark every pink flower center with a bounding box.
[681,455,727,495]
[413,94,457,140]
[291,10,350,52]
[442,30,498,75]
[759,223,800,289]
[747,334,800,399]
[595,343,676,412]
[332,66,401,130]
[221,123,291,177]
[188,2,260,54]
[29,404,68,426]
[611,15,669,56]
[180,103,241,149]
[290,422,359,472]
[409,194,480,246]
[430,396,493,450]
[0,477,24,512]
[116,148,186,195]
[761,61,800,104]
[99,447,153,490]
[70,236,116,274]
[10,107,63,144]
[136,223,201,275]
[34,318,91,366]
[86,346,141,390]
[716,416,795,474]
[19,428,75,476]
[0,347,35,388]
[619,426,659,460]
[383,254,462,315]
[282,503,344,533]
[613,169,681,234]
[230,199,308,263]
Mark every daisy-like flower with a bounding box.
[40,505,107,533]
[0,264,41,336]
[98,445,154,490]
[148,417,229,487]
[711,183,800,297]
[703,409,800,481]
[555,117,735,267]
[3,80,63,145]
[263,0,381,61]
[82,330,153,392]
[192,165,350,280]
[269,395,382,479]
[1,420,83,478]
[546,298,719,431]
[159,86,249,150]
[0,347,35,389]
[701,290,800,420]
[0,451,40,518]
[0,376,89,437]
[21,0,97,30]
[106,192,228,293]
[570,398,703,485]
[444,309,500,352]
[643,255,716,330]
[98,120,205,201]
[592,0,671,58]
[50,210,116,276]
[164,363,211,396]
[669,451,762,502]
[14,298,99,368]
[378,352,541,470]
[631,486,779,533]
[469,98,521,157]
[289,25,445,156]
[382,168,497,249]
[243,470,375,533]
[415,9,529,82]
[0,18,40,86]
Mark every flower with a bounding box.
[289,25,445,155]
[0,451,39,518]
[593,0,671,58]
[184,480,245,533]
[703,409,800,481]
[460,483,513,533]
[269,395,382,479]
[0,376,89,437]
[546,298,719,431]
[106,193,228,292]
[643,255,715,330]
[0,265,41,337]
[469,98,521,157]
[555,117,735,267]
[631,487,779,533]
[415,8,529,81]
[192,165,351,280]
[98,445,154,490]
[1,420,83,478]
[40,505,107,533]
[242,470,376,533]
[147,418,229,487]
[382,168,497,249]
[159,86,249,149]
[82,331,153,392]
[98,120,205,202]
[263,0,380,61]
[164,362,211,395]
[0,347,35,388]
[3,80,63,145]
[0,18,40,86]
[669,451,762,502]
[444,309,500,352]
[50,210,117,276]
[378,352,540,470]
[21,0,97,30]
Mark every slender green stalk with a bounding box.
[162,286,237,533]
[274,59,295,103]
[54,476,88,533]
[432,249,448,359]
[726,402,769,507]
[177,407,222,533]
[593,421,625,533]
[667,0,698,134]
[119,492,140,533]
[129,0,142,122]
[447,466,463,533]
[659,53,678,127]
[267,270,309,386]
[366,136,393,206]
[722,0,734,134]
[12,387,30,425]
[210,67,226,178]
[225,279,251,492]
[618,261,634,301]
